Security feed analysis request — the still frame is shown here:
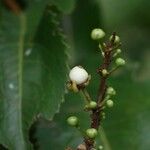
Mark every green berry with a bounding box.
[106,100,114,108]
[91,28,105,40]
[115,58,126,66]
[110,35,120,43]
[86,128,98,139]
[89,101,97,109]
[101,112,106,119]
[102,69,108,76]
[113,49,122,57]
[116,49,122,54]
[114,36,120,43]
[98,145,103,150]
[67,116,78,127]
[106,87,116,96]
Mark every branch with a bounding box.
[84,33,116,150]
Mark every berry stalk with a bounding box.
[84,33,117,150]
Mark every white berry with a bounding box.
[69,66,88,85]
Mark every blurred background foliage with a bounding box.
[0,0,150,150]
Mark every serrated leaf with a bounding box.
[26,5,69,120]
[0,3,68,150]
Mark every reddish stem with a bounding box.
[84,33,116,150]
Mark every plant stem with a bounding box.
[80,88,92,103]
[109,66,119,75]
[84,33,116,150]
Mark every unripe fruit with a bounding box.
[102,69,108,76]
[67,116,78,127]
[98,145,103,150]
[89,101,97,109]
[110,35,120,43]
[106,100,114,108]
[91,28,105,40]
[101,112,106,119]
[86,128,98,139]
[116,49,122,54]
[115,58,126,66]
[106,87,116,96]
[69,66,88,85]
[113,49,122,57]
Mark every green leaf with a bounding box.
[32,94,87,150]
[32,5,69,119]
[0,3,68,150]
